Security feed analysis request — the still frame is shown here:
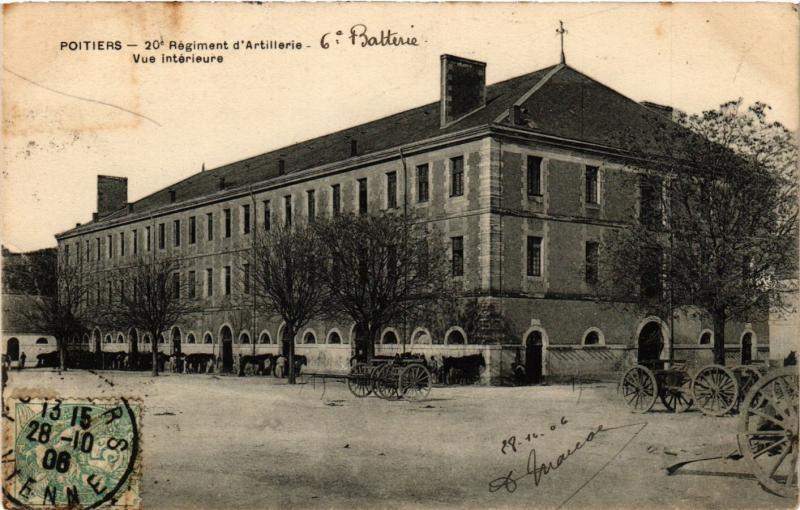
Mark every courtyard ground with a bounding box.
[3,369,796,509]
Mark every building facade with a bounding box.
[53,55,769,382]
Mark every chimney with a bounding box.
[127,203,134,213]
[440,54,486,128]
[97,175,128,218]
[350,140,358,157]
[278,159,286,175]
[75,223,81,228]
[640,101,675,120]
[218,177,226,190]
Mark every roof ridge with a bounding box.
[493,64,565,124]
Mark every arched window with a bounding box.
[35,337,49,345]
[117,334,125,344]
[204,333,213,344]
[582,328,605,346]
[259,332,271,344]
[158,334,166,344]
[446,328,466,345]
[327,331,342,344]
[143,334,151,344]
[382,330,398,344]
[303,331,316,344]
[412,329,432,344]
[104,335,112,344]
[240,333,251,344]
[187,333,196,344]
[699,331,712,345]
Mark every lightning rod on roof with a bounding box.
[556,20,567,65]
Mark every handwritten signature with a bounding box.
[489,424,604,494]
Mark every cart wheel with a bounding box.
[399,364,432,401]
[737,366,762,406]
[372,364,396,399]
[737,367,798,498]
[347,363,373,398]
[243,363,256,376]
[273,356,286,378]
[621,365,658,413]
[660,371,693,413]
[692,364,739,416]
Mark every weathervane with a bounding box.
[556,20,567,64]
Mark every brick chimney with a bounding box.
[97,175,128,218]
[440,54,486,128]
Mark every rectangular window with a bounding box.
[188,270,196,299]
[224,265,231,295]
[331,184,341,215]
[107,281,112,303]
[263,200,271,231]
[145,227,151,252]
[242,204,251,234]
[386,172,397,209]
[284,195,292,226]
[206,268,213,297]
[107,235,113,258]
[158,223,165,249]
[85,240,89,261]
[171,272,180,299]
[417,164,429,202]
[527,156,543,196]
[451,236,464,277]
[65,244,70,264]
[527,236,542,277]
[358,178,368,215]
[450,156,464,197]
[243,263,250,295]
[206,213,214,241]
[173,219,181,247]
[189,217,196,244]
[585,241,599,284]
[641,247,663,299]
[223,209,231,238]
[639,175,663,228]
[585,166,599,204]
[132,231,137,255]
[307,190,316,222]
[120,232,125,256]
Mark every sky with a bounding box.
[2,2,798,251]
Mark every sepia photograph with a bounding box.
[1,2,798,509]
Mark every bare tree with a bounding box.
[249,224,331,384]
[102,256,200,376]
[601,100,798,364]
[314,212,453,361]
[17,253,96,371]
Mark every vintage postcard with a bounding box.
[1,2,798,509]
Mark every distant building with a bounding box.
[54,55,768,382]
[1,246,58,365]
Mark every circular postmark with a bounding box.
[3,397,140,509]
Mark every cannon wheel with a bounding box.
[737,367,798,498]
[660,371,694,413]
[737,365,762,406]
[621,365,658,413]
[372,364,397,399]
[243,363,256,376]
[399,364,432,401]
[273,356,286,378]
[347,363,373,398]
[692,364,739,416]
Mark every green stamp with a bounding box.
[3,397,141,509]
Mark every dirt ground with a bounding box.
[3,369,796,510]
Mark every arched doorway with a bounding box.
[171,327,183,372]
[525,331,544,384]
[93,330,102,353]
[638,321,664,366]
[6,338,19,362]
[221,326,233,373]
[741,332,753,365]
[129,329,139,354]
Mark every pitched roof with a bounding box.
[68,62,686,232]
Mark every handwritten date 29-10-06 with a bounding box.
[500,416,569,455]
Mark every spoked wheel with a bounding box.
[660,371,694,413]
[347,363,373,398]
[737,367,798,498]
[399,363,432,401]
[372,364,397,399]
[692,364,739,416]
[621,365,658,413]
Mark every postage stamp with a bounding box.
[2,397,141,510]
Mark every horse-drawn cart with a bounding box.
[348,355,432,401]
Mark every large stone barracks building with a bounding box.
[54,55,768,383]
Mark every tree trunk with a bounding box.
[58,338,67,372]
[151,332,160,377]
[354,323,373,362]
[712,312,726,366]
[286,325,296,385]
